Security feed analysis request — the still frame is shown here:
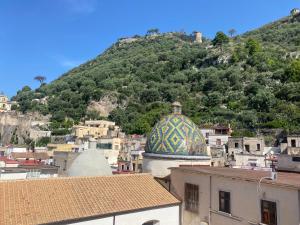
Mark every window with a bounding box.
[142,220,160,225]
[216,139,221,146]
[219,191,230,214]
[261,200,277,225]
[291,139,296,147]
[96,143,112,149]
[63,159,67,171]
[245,145,250,152]
[257,144,261,151]
[292,157,300,162]
[205,132,209,138]
[235,142,239,148]
[185,183,199,212]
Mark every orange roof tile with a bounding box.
[0,174,179,225]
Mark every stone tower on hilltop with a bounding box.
[193,31,202,43]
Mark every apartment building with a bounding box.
[170,166,300,225]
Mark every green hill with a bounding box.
[14,13,300,135]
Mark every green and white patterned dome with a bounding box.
[145,102,207,156]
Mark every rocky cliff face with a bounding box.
[0,112,50,145]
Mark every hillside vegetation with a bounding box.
[14,13,300,135]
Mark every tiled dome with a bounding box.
[145,102,207,156]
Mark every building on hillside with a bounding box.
[278,135,300,172]
[0,156,58,180]
[9,151,51,164]
[200,124,232,144]
[73,120,124,139]
[193,31,202,43]
[95,137,122,167]
[118,134,146,173]
[228,136,265,156]
[199,124,232,161]
[143,102,211,182]
[47,143,80,152]
[170,166,300,225]
[227,137,279,168]
[0,94,11,112]
[0,174,180,225]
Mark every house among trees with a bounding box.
[0,94,11,112]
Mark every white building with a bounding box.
[0,94,11,112]
[0,174,180,225]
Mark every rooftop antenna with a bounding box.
[257,151,277,193]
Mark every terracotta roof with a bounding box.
[11,152,49,160]
[18,160,42,166]
[0,156,19,164]
[0,174,179,225]
[171,166,300,189]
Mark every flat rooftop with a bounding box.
[171,166,300,189]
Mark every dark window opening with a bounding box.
[219,191,230,214]
[257,144,261,151]
[185,183,199,212]
[245,145,250,152]
[235,143,239,148]
[96,143,112,149]
[292,157,300,162]
[261,200,277,225]
[142,220,160,225]
[291,139,296,147]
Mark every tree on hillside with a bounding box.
[245,39,262,55]
[212,31,229,51]
[34,75,46,85]
[285,59,300,82]
[146,28,160,36]
[228,28,236,37]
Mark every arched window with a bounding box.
[142,220,160,225]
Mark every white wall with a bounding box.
[208,135,229,147]
[115,205,179,225]
[235,154,268,167]
[143,156,211,178]
[69,206,180,225]
[0,172,27,180]
[70,217,113,225]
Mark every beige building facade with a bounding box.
[228,137,265,155]
[0,95,11,112]
[171,166,300,225]
[73,120,122,139]
[278,135,300,172]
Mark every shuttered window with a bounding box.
[185,183,199,212]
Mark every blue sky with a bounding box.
[0,0,298,97]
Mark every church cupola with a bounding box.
[172,101,182,115]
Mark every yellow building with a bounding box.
[73,120,120,139]
[47,143,79,152]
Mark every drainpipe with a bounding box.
[113,215,115,225]
[209,175,212,225]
